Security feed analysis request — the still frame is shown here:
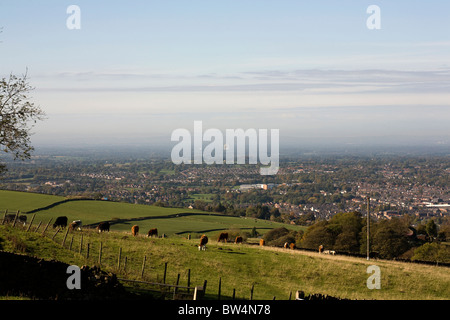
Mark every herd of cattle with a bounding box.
[50,216,160,238]
[46,217,249,250]
[4,214,330,254]
[43,217,252,250]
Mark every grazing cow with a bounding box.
[217,232,228,243]
[198,234,208,251]
[18,215,27,226]
[131,225,139,236]
[3,214,16,223]
[74,220,82,229]
[68,222,77,231]
[235,236,243,244]
[3,214,26,226]
[147,228,158,238]
[96,221,110,233]
[259,239,265,246]
[68,220,82,231]
[319,244,324,254]
[290,243,296,250]
[53,216,68,229]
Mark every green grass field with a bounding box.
[0,190,303,237]
[0,190,66,213]
[1,189,449,300]
[1,224,449,300]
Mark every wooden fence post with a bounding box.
[42,218,52,236]
[163,262,168,284]
[35,221,42,233]
[98,242,103,265]
[12,210,20,227]
[86,242,90,259]
[26,214,36,232]
[117,247,122,270]
[250,284,254,300]
[174,274,180,295]
[193,286,203,300]
[79,235,83,254]
[1,210,6,225]
[52,227,60,240]
[193,281,207,301]
[62,227,69,246]
[187,269,191,293]
[203,280,207,294]
[141,255,146,278]
[69,236,74,251]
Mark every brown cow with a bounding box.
[147,228,158,238]
[131,225,139,236]
[68,220,82,231]
[284,242,289,249]
[319,244,324,253]
[96,221,110,233]
[198,234,208,251]
[235,236,243,244]
[217,232,228,243]
[290,243,296,250]
[259,239,265,246]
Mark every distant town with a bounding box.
[0,152,449,226]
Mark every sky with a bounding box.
[1,0,450,150]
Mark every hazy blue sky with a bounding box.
[1,0,450,148]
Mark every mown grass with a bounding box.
[1,224,449,300]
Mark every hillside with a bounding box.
[0,190,303,237]
[1,223,449,300]
[1,190,449,300]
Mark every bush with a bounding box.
[263,227,301,247]
[263,227,289,243]
[412,242,450,264]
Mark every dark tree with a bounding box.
[1,70,45,173]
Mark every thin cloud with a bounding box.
[35,68,450,95]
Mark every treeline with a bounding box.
[187,199,294,223]
[262,212,450,263]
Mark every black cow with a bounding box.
[3,214,26,225]
[53,216,68,229]
[18,215,27,225]
[96,221,110,233]
[147,228,158,238]
[3,214,16,223]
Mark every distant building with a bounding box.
[383,210,401,219]
[240,183,276,191]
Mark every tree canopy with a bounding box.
[0,71,45,172]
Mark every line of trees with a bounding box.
[264,212,450,263]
